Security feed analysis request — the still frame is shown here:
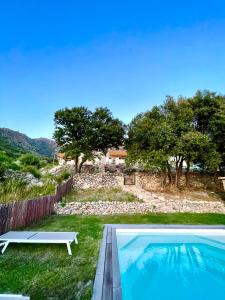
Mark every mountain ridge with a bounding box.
[0,128,57,157]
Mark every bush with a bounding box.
[0,178,56,203]
[0,178,27,193]
[55,170,71,184]
[18,153,42,168]
[0,151,20,179]
[22,166,41,178]
[0,178,27,201]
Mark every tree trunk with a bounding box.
[177,160,183,188]
[160,171,167,188]
[175,157,183,188]
[174,160,179,187]
[78,161,84,173]
[185,160,190,187]
[75,156,79,173]
[78,158,87,173]
[167,164,173,185]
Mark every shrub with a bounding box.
[25,182,56,197]
[0,178,27,193]
[0,179,56,203]
[55,170,71,184]
[0,151,19,179]
[18,153,42,168]
[0,178,27,201]
[22,166,41,178]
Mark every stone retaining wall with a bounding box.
[72,172,224,193]
[137,172,224,192]
[55,198,225,215]
[73,173,123,189]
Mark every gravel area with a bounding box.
[55,198,225,215]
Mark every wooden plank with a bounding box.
[0,204,10,234]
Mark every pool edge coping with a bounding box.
[92,224,225,300]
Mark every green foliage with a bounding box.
[177,131,221,172]
[55,170,71,184]
[21,166,41,178]
[19,153,42,168]
[0,178,56,203]
[127,91,224,187]
[190,90,221,134]
[127,98,187,173]
[200,150,222,173]
[62,187,140,203]
[91,107,126,152]
[54,106,125,172]
[190,90,225,168]
[0,135,26,158]
[0,128,57,158]
[0,168,73,203]
[0,151,19,178]
[0,178,27,197]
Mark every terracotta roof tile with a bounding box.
[108,150,127,158]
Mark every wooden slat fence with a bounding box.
[0,177,73,234]
[55,177,73,202]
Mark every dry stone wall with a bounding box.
[137,172,224,192]
[73,173,123,189]
[72,171,223,192]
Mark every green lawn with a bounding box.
[63,187,140,203]
[0,213,225,299]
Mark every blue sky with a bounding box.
[1,1,225,138]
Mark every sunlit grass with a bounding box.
[63,187,141,203]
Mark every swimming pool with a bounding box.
[116,229,225,300]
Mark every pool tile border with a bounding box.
[92,224,225,300]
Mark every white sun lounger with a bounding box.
[0,294,30,299]
[0,231,78,255]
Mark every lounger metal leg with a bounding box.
[75,236,78,244]
[1,241,9,254]
[66,242,72,255]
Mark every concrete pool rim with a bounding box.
[92,224,225,300]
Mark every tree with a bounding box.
[54,106,125,172]
[127,96,195,187]
[126,106,174,186]
[190,90,221,134]
[127,94,221,188]
[209,100,225,171]
[163,96,194,186]
[176,131,220,186]
[190,90,225,172]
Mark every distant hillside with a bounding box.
[0,128,57,157]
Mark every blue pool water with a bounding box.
[116,231,225,300]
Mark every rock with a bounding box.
[2,169,44,187]
[73,173,122,189]
[55,197,225,215]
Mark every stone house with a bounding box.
[56,149,127,167]
[105,149,127,165]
